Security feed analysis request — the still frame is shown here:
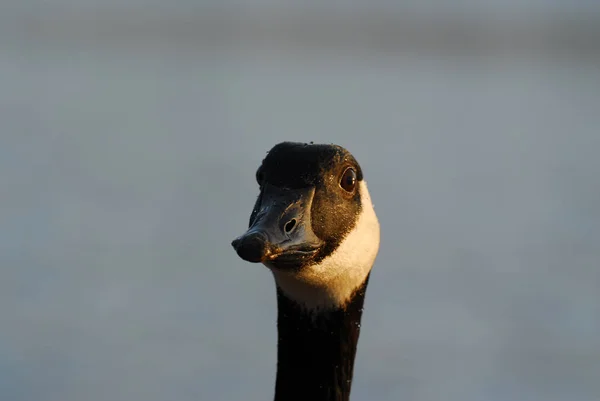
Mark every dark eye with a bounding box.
[340,167,357,193]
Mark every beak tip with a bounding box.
[231,233,270,263]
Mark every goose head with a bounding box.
[232,141,380,310]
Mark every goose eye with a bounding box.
[340,167,357,193]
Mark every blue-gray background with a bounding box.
[2,2,599,400]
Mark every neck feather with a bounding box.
[273,274,370,401]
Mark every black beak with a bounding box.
[231,184,322,265]
[231,232,274,263]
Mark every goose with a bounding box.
[231,142,380,401]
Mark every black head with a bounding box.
[231,142,365,271]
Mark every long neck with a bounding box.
[273,275,370,401]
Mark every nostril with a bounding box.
[284,219,297,233]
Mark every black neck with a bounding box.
[273,275,370,401]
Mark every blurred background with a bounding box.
[2,1,599,400]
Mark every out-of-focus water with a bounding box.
[1,4,600,401]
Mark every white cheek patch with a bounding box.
[270,181,381,311]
